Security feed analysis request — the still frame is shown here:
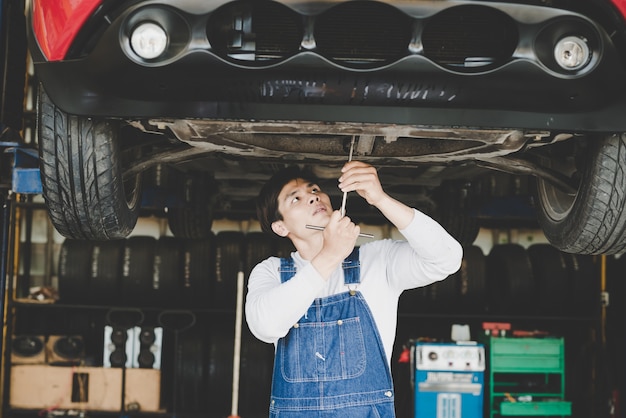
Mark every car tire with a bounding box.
[58,239,94,304]
[175,326,206,413]
[527,243,568,315]
[167,172,215,239]
[564,253,599,316]
[120,236,156,306]
[486,243,534,314]
[457,245,487,314]
[154,237,183,307]
[435,182,480,246]
[536,133,626,255]
[213,231,244,309]
[207,318,234,415]
[90,240,124,305]
[37,86,141,240]
[180,237,214,308]
[239,326,274,416]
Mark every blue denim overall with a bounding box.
[269,248,396,417]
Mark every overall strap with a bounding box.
[342,247,361,285]
[278,247,360,284]
[279,257,297,284]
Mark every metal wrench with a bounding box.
[339,136,356,217]
[305,136,374,238]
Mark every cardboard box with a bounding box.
[125,368,162,412]
[10,365,122,411]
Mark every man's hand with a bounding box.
[340,160,415,230]
[311,210,359,279]
[321,210,360,260]
[339,161,386,206]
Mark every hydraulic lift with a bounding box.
[0,131,42,396]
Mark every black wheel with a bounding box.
[428,272,460,313]
[167,171,216,239]
[120,236,156,306]
[180,237,214,308]
[434,182,480,246]
[536,134,626,255]
[90,240,124,305]
[175,326,207,413]
[154,237,183,307]
[58,239,94,304]
[12,335,44,358]
[565,253,600,316]
[244,232,276,275]
[527,244,568,315]
[38,86,141,240]
[486,244,534,314]
[457,245,487,314]
[207,316,235,415]
[213,231,244,309]
[239,326,274,416]
[398,286,430,314]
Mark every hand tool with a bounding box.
[306,136,373,238]
[339,136,356,217]
[305,224,374,238]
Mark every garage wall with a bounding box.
[12,202,614,418]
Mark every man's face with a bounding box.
[273,178,333,237]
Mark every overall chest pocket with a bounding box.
[278,316,366,383]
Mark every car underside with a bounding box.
[26,0,626,254]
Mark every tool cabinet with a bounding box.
[488,337,571,417]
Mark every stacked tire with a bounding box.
[398,243,599,317]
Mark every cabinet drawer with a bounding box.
[491,354,562,372]
[500,401,571,416]
[491,338,563,357]
[491,337,564,372]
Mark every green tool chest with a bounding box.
[489,337,571,417]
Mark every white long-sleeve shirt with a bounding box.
[245,209,463,365]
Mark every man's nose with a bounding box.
[309,194,320,204]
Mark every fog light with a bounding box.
[130,22,168,60]
[554,36,590,71]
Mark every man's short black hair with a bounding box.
[256,166,319,235]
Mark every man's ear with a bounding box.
[271,220,289,237]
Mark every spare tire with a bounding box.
[167,171,216,239]
[207,318,234,415]
[154,237,183,307]
[527,244,568,315]
[434,181,480,246]
[486,244,534,314]
[213,232,244,309]
[58,239,94,304]
[564,253,600,316]
[398,286,430,314]
[120,236,156,307]
[180,237,214,308]
[90,240,124,305]
[244,232,276,277]
[457,245,487,314]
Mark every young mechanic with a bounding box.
[245,161,463,417]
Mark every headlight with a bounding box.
[130,22,168,60]
[553,35,590,71]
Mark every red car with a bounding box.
[27,0,626,254]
